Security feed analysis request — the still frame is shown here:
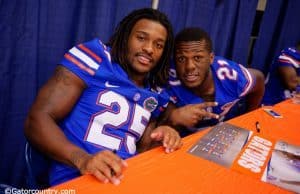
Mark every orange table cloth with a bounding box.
[53,100,300,194]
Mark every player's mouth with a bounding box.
[184,73,199,82]
[136,53,153,66]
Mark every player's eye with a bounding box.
[194,56,202,61]
[137,35,145,41]
[176,56,185,63]
[156,42,164,50]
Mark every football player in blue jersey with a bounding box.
[165,27,264,134]
[24,8,182,186]
[262,41,300,105]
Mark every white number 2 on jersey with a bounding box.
[216,59,238,80]
[85,91,151,154]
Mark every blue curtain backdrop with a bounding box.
[158,0,258,66]
[251,0,300,74]
[0,0,299,189]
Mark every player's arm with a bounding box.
[245,68,265,111]
[137,118,182,153]
[25,65,87,166]
[24,66,126,185]
[136,119,159,153]
[278,66,300,91]
[162,102,219,128]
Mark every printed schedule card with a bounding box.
[188,122,300,193]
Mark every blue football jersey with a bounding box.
[262,47,300,105]
[168,56,255,128]
[50,38,169,185]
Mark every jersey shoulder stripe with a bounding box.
[278,54,300,68]
[69,47,100,70]
[63,39,111,76]
[239,64,254,97]
[64,53,95,75]
[78,44,102,63]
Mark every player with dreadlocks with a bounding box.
[25,8,181,186]
[108,8,173,88]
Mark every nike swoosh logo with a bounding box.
[105,81,120,88]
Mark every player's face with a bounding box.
[175,40,214,88]
[127,19,167,78]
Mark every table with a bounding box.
[53,100,300,194]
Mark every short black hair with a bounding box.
[108,8,174,87]
[175,27,213,53]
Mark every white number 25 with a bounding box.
[85,91,151,154]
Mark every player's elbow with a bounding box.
[249,68,265,94]
[245,68,265,111]
[24,110,38,140]
[24,108,47,142]
[253,69,265,85]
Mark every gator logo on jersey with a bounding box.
[143,97,158,112]
[133,93,141,102]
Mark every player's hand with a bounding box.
[76,150,128,185]
[170,102,219,127]
[150,125,182,153]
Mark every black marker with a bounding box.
[255,121,260,133]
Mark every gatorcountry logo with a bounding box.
[143,97,158,112]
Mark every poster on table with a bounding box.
[189,122,300,193]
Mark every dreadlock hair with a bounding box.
[108,8,174,88]
[174,27,213,54]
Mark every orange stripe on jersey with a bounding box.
[64,53,95,76]
[282,53,300,64]
[78,44,102,63]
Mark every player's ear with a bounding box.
[209,52,214,64]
